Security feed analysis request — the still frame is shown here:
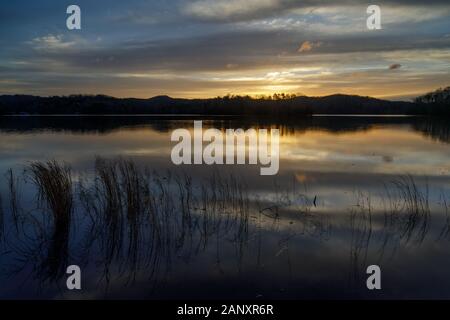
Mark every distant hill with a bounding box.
[0,91,446,116]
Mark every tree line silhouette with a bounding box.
[0,87,448,116]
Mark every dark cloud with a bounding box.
[18,30,449,74]
[23,30,296,73]
[182,0,450,22]
[389,63,402,70]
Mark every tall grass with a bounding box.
[438,193,450,240]
[349,175,430,285]
[28,160,73,223]
[27,160,73,280]
[77,157,256,284]
[349,191,373,285]
[7,169,21,232]
[0,192,4,242]
[5,158,439,291]
[382,175,430,245]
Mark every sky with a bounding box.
[0,0,449,100]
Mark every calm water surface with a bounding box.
[0,115,450,299]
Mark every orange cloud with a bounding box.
[298,41,322,53]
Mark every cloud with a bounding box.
[183,0,284,21]
[17,29,450,76]
[29,35,77,52]
[389,63,402,70]
[298,41,322,53]
[182,0,450,22]
[2,1,449,98]
[298,41,313,52]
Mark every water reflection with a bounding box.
[1,116,450,144]
[0,116,449,299]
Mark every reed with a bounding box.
[28,160,73,223]
[7,169,21,232]
[27,160,73,280]
[0,192,4,242]
[3,157,322,288]
[349,191,373,285]
[390,175,430,244]
[438,193,450,240]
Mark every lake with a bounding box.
[0,115,450,299]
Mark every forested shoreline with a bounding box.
[0,87,448,116]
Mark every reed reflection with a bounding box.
[0,157,449,298]
[0,116,450,298]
